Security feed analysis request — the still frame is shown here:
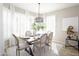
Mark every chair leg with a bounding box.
[16,49,20,56]
[44,47,45,55]
[33,46,35,52]
[18,50,20,56]
[40,48,41,56]
[5,48,7,56]
[16,49,18,56]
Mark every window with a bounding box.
[3,6,34,40]
[45,15,56,37]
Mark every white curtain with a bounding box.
[3,7,12,39]
[3,5,34,41]
[45,15,56,37]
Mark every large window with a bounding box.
[3,5,56,40]
[3,6,34,40]
[45,15,56,37]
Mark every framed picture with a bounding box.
[62,16,78,32]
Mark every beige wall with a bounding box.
[49,5,79,44]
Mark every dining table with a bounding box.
[19,34,43,43]
[18,33,48,56]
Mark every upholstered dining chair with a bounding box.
[25,31,32,37]
[12,34,34,56]
[46,32,53,49]
[12,34,29,56]
[32,34,47,55]
[4,39,10,55]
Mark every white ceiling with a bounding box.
[13,3,79,14]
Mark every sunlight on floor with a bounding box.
[4,41,78,56]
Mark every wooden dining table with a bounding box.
[19,34,42,42]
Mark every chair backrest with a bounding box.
[48,32,53,43]
[5,39,10,48]
[49,32,53,40]
[40,34,47,44]
[25,31,32,37]
[34,33,47,48]
[12,34,20,48]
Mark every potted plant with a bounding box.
[32,22,46,35]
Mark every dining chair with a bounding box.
[25,31,32,37]
[33,34,47,55]
[12,34,34,56]
[4,39,10,56]
[46,32,53,49]
[12,34,29,56]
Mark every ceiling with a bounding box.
[13,3,79,14]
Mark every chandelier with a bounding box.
[35,3,43,23]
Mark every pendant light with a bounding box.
[35,3,43,23]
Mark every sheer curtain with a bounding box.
[3,5,34,41]
[45,15,56,37]
[3,6,12,40]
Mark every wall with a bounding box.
[51,5,79,44]
[0,4,4,55]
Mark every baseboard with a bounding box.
[52,40,65,45]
